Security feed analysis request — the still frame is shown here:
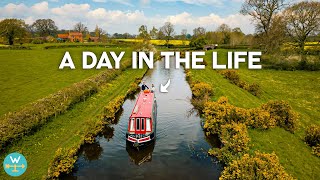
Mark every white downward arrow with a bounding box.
[160,79,171,93]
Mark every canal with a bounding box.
[67,59,222,179]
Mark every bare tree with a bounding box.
[160,22,175,47]
[74,22,88,34]
[193,27,206,38]
[95,25,106,42]
[241,0,286,35]
[284,1,320,55]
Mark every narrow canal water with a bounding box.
[67,59,222,179]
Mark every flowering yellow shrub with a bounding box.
[261,100,299,133]
[209,123,250,164]
[248,108,275,129]
[312,145,320,157]
[191,82,213,98]
[220,152,294,180]
[47,147,78,179]
[103,96,125,123]
[305,125,320,147]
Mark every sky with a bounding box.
[0,0,256,35]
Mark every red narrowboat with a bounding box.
[126,90,157,147]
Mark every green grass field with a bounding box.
[0,46,132,116]
[190,49,320,179]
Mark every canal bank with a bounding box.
[68,59,223,179]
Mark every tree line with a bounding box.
[0,0,319,53]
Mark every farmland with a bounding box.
[189,49,320,179]
[0,44,147,179]
[115,39,190,46]
[0,45,132,116]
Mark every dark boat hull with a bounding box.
[126,132,156,148]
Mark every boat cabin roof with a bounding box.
[130,91,155,118]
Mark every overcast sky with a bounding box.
[0,0,257,35]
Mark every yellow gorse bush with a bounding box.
[220,152,294,180]
[203,97,298,135]
[103,96,125,123]
[209,122,250,164]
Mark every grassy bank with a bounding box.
[0,67,147,179]
[189,49,320,179]
[0,47,132,116]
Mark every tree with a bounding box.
[160,22,175,47]
[95,25,106,38]
[284,1,320,55]
[150,26,158,39]
[241,0,286,35]
[217,24,231,44]
[193,27,206,38]
[240,0,286,52]
[74,22,88,34]
[138,25,150,40]
[181,29,187,40]
[230,27,245,46]
[32,19,58,37]
[0,19,27,45]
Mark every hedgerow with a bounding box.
[218,70,262,97]
[220,152,294,180]
[0,60,132,150]
[203,97,298,134]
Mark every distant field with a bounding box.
[116,39,190,46]
[190,49,320,179]
[0,46,133,116]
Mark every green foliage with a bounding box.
[305,125,320,148]
[261,100,299,133]
[209,123,250,164]
[32,38,44,44]
[220,152,294,180]
[103,96,125,123]
[0,19,28,45]
[189,37,207,50]
[47,147,78,179]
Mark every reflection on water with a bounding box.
[67,59,222,179]
[126,142,155,166]
[82,142,103,162]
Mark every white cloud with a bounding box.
[51,3,91,16]
[0,1,254,34]
[31,1,49,15]
[156,0,223,6]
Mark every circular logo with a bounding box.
[3,152,27,177]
